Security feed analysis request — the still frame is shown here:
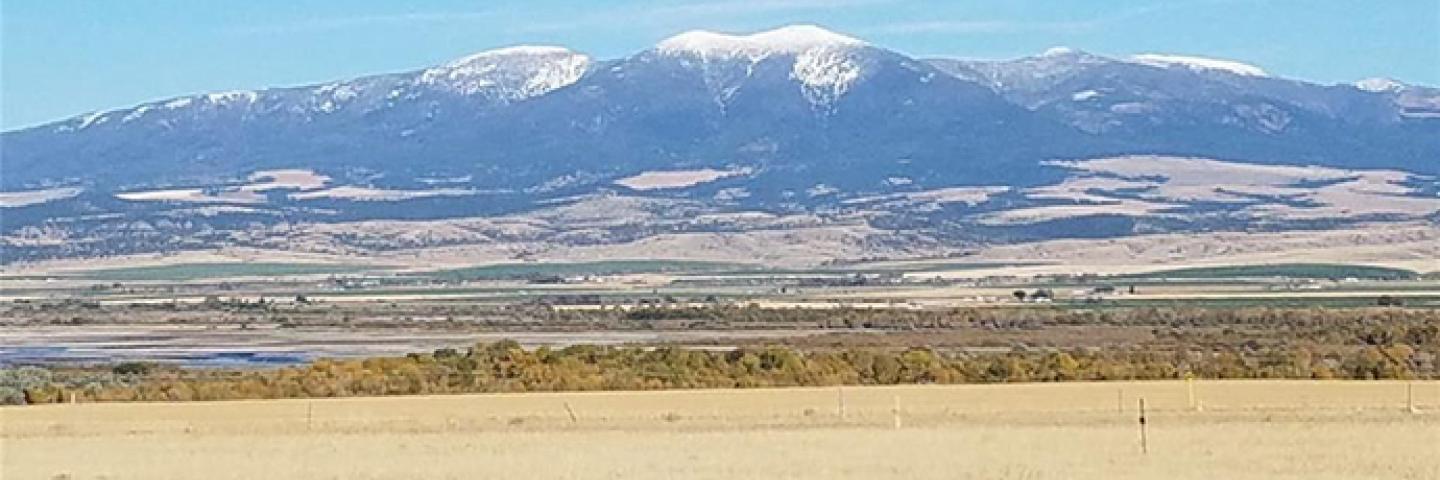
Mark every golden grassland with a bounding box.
[6,221,1436,281]
[3,381,1439,479]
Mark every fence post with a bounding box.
[306,402,314,431]
[1407,382,1419,414]
[1138,398,1148,455]
[837,386,847,421]
[1186,373,1196,411]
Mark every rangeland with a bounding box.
[6,222,1436,281]
[4,381,1437,479]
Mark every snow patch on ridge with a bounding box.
[418,45,590,101]
[75,111,109,129]
[1041,46,1078,57]
[793,46,865,109]
[1130,54,1267,77]
[121,105,154,123]
[1353,77,1406,93]
[313,83,362,113]
[205,90,259,105]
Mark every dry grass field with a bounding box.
[7,220,1436,282]
[3,381,1438,479]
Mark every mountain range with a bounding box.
[3,25,1438,264]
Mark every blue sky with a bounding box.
[3,0,1437,130]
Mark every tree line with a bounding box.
[6,338,1431,405]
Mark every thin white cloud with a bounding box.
[865,5,1163,36]
[653,0,892,17]
[229,11,496,35]
[231,0,891,36]
[512,0,893,34]
[865,19,1100,35]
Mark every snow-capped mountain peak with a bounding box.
[654,25,872,111]
[1130,53,1268,77]
[657,24,865,60]
[417,45,591,100]
[1353,77,1407,93]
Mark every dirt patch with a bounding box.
[615,169,748,190]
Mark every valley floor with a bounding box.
[5,221,1438,280]
[4,381,1437,479]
